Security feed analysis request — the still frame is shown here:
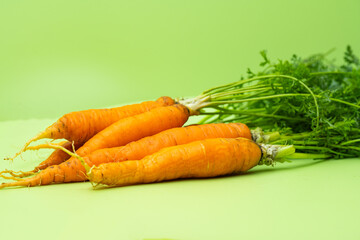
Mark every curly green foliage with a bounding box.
[199,46,360,158]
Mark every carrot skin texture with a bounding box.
[75,104,190,157]
[47,96,175,144]
[87,122,252,166]
[89,137,262,187]
[7,97,175,161]
[0,104,189,188]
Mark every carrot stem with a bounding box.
[285,153,332,159]
[250,128,281,143]
[309,71,352,76]
[200,109,306,122]
[340,139,360,145]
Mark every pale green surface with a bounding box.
[1,1,360,240]
[1,119,360,240]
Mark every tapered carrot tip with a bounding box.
[4,130,52,161]
[0,180,30,189]
[0,173,23,181]
[0,169,36,178]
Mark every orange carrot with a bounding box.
[0,122,249,183]
[0,104,190,188]
[87,122,252,166]
[83,137,295,188]
[86,137,262,187]
[0,122,250,182]
[7,96,174,160]
[73,104,190,157]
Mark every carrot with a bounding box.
[0,104,190,188]
[7,96,174,160]
[86,122,252,166]
[82,137,295,188]
[0,122,250,182]
[85,137,262,187]
[72,104,190,157]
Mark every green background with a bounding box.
[1,0,360,121]
[1,1,359,240]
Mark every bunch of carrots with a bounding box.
[0,96,293,189]
[1,46,359,189]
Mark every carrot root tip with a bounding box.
[90,181,102,190]
[0,173,24,181]
[0,169,35,178]
[6,130,52,161]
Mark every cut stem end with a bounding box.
[258,144,296,166]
